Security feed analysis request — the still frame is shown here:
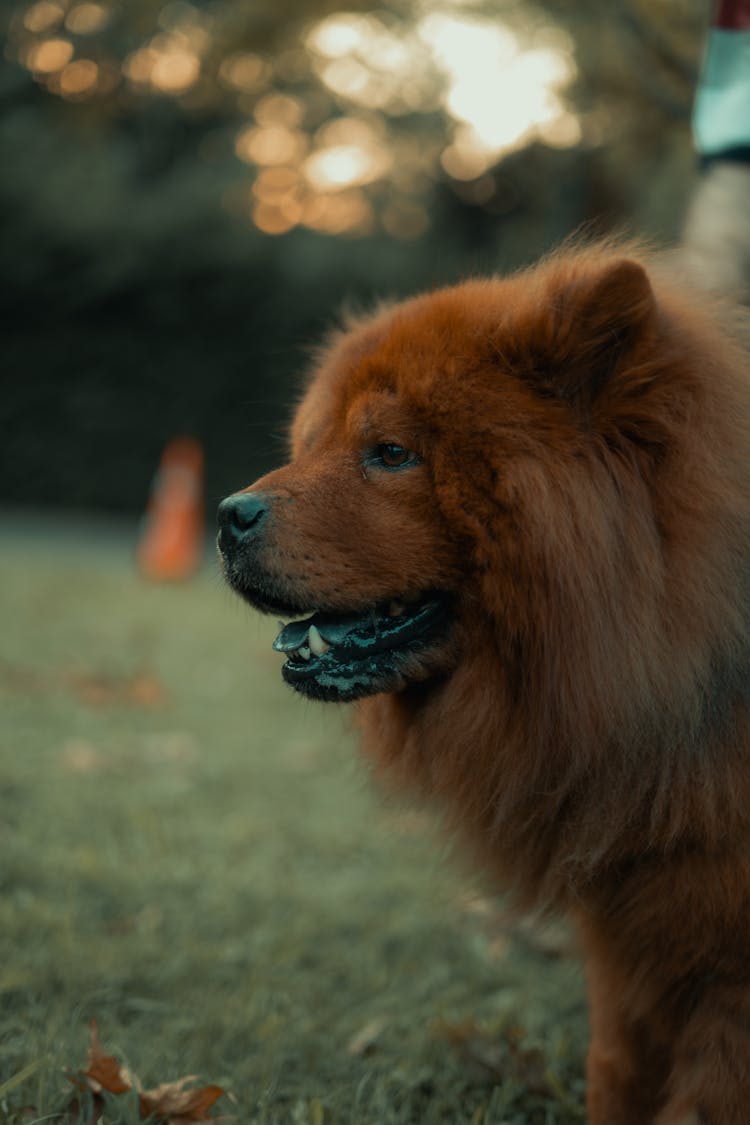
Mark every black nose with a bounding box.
[217,492,270,545]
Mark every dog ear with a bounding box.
[531,258,657,408]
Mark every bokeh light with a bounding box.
[3,0,710,532]
[65,4,109,35]
[58,57,99,98]
[304,140,391,191]
[22,1,64,34]
[149,45,201,94]
[10,0,583,238]
[235,124,307,166]
[27,36,74,74]
[218,52,270,94]
[421,11,576,169]
[301,189,374,235]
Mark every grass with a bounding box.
[0,512,587,1123]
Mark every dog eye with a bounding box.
[370,442,419,470]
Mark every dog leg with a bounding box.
[584,944,668,1125]
[655,984,750,1125]
[586,1027,667,1125]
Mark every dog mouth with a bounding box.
[272,594,450,702]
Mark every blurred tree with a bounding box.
[0,0,710,511]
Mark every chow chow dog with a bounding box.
[218,241,750,1124]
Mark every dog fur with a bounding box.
[220,241,750,1123]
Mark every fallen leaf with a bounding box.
[83,1021,132,1094]
[66,1021,228,1123]
[139,1076,226,1122]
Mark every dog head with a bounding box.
[219,249,699,707]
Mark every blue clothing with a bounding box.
[693,27,750,157]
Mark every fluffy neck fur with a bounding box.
[357,261,750,912]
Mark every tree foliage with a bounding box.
[0,0,708,510]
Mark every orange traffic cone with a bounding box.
[136,436,205,581]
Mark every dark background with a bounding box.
[1,0,708,515]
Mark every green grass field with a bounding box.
[0,514,587,1124]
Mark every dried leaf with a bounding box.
[67,1021,228,1123]
[139,1077,226,1122]
[83,1021,132,1094]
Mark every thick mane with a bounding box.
[358,246,750,909]
[223,236,750,1119]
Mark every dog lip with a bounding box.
[273,609,373,653]
[273,596,446,657]
[278,595,452,702]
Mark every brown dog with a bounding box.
[218,242,750,1124]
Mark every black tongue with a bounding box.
[316,612,373,645]
[273,610,369,653]
[273,618,311,653]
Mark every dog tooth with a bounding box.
[308,624,330,656]
[299,645,311,661]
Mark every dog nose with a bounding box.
[217,492,270,544]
